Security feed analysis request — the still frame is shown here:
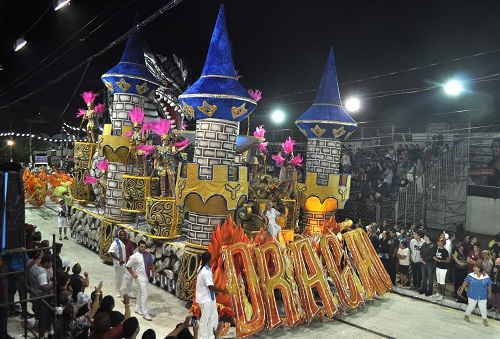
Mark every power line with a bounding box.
[0,0,133,96]
[0,0,185,112]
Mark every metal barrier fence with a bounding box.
[467,185,500,199]
[336,201,395,225]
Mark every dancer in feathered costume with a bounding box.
[125,107,152,176]
[77,91,106,143]
[151,119,189,197]
[272,136,303,199]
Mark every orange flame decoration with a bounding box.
[190,217,249,319]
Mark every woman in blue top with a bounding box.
[458,263,492,326]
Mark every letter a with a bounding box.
[289,238,337,321]
[343,229,393,299]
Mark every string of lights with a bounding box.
[0,123,103,143]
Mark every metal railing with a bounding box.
[394,139,469,228]
[467,185,500,199]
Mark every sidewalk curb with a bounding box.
[391,286,500,321]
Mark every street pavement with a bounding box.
[6,202,500,338]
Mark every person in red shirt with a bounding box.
[467,243,483,272]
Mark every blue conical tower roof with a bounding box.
[101,14,158,97]
[178,4,256,122]
[295,47,357,140]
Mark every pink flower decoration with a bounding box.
[97,159,109,171]
[258,142,268,153]
[83,173,98,185]
[76,108,86,118]
[125,131,133,139]
[93,103,107,113]
[282,136,295,154]
[136,145,155,156]
[253,125,266,138]
[81,91,98,105]
[289,154,303,167]
[182,122,188,130]
[248,89,262,102]
[272,153,285,167]
[175,139,189,148]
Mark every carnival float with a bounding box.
[66,5,392,337]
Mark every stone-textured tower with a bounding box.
[175,4,256,299]
[295,47,357,232]
[100,17,159,221]
[97,17,158,262]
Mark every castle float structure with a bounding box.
[67,6,392,338]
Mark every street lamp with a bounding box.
[7,140,13,162]
[444,80,463,95]
[272,109,285,123]
[345,97,361,112]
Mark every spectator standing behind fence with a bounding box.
[410,231,425,290]
[415,158,425,193]
[420,234,437,297]
[433,239,450,301]
[397,240,410,287]
[341,152,351,174]
[467,244,483,273]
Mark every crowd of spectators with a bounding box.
[0,224,226,339]
[338,135,458,222]
[361,220,500,317]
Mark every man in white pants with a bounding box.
[126,240,158,321]
[108,230,134,298]
[195,251,227,339]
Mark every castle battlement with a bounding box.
[176,162,248,212]
[296,171,351,209]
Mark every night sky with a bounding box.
[1,0,500,137]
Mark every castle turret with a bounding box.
[295,48,356,232]
[176,5,254,299]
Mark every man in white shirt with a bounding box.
[261,201,282,238]
[108,230,134,298]
[58,198,68,240]
[30,254,54,338]
[195,251,227,339]
[126,240,158,321]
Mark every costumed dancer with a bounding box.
[272,137,303,199]
[77,91,106,143]
[249,124,267,180]
[152,119,189,197]
[261,201,283,239]
[126,107,152,176]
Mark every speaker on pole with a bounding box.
[0,163,25,252]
